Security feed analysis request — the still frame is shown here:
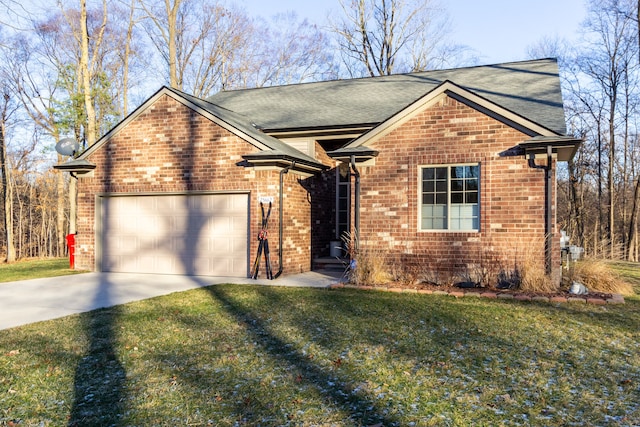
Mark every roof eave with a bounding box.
[241,152,329,174]
[53,159,97,174]
[519,136,583,162]
[262,123,377,137]
[326,147,380,163]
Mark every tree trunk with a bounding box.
[166,0,180,88]
[122,0,136,116]
[28,183,33,257]
[0,118,15,262]
[69,175,77,235]
[80,0,97,146]
[16,177,23,259]
[56,153,65,256]
[609,100,615,259]
[568,160,584,247]
[627,175,640,261]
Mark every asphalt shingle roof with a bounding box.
[167,87,320,165]
[207,58,567,135]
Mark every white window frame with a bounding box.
[418,163,480,232]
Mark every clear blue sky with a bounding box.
[241,0,587,64]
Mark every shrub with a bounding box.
[571,258,635,296]
[387,255,420,285]
[517,257,557,293]
[351,247,391,286]
[341,232,391,286]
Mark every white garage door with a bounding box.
[100,193,248,276]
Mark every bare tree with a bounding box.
[3,1,123,252]
[139,0,198,91]
[179,2,251,95]
[329,0,461,77]
[234,13,338,89]
[139,0,254,95]
[0,86,19,262]
[580,0,637,258]
[624,0,640,259]
[548,0,640,259]
[77,0,106,146]
[115,0,148,115]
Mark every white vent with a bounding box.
[283,139,314,156]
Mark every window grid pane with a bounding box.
[421,165,479,231]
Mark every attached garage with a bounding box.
[56,87,325,276]
[98,193,249,276]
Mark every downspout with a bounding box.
[350,155,360,252]
[69,172,78,234]
[527,145,553,275]
[275,161,295,279]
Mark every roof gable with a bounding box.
[344,80,560,150]
[78,86,321,168]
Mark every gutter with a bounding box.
[350,155,360,252]
[527,145,553,275]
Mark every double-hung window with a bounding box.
[420,164,479,231]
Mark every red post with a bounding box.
[65,233,76,269]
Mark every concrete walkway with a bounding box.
[0,270,343,331]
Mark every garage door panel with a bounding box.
[138,217,161,236]
[108,253,145,273]
[151,255,179,275]
[208,237,230,252]
[101,194,248,276]
[231,216,249,232]
[153,196,174,212]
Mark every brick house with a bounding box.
[56,58,580,283]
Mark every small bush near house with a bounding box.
[342,232,392,286]
[571,258,635,296]
[515,257,557,293]
[344,234,635,297]
[348,245,391,286]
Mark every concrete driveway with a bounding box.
[0,270,342,330]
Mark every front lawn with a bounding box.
[0,258,87,283]
[1,283,638,426]
[610,260,640,291]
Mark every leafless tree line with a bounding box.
[548,0,640,261]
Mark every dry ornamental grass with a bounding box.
[571,258,635,296]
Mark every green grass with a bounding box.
[1,283,639,426]
[0,258,87,283]
[610,260,640,292]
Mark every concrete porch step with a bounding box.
[313,257,349,271]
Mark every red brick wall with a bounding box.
[354,95,559,282]
[305,142,338,261]
[75,93,313,276]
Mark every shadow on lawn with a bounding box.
[204,284,401,426]
[67,138,127,426]
[68,279,126,427]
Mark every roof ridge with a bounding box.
[166,85,255,120]
[207,58,558,98]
